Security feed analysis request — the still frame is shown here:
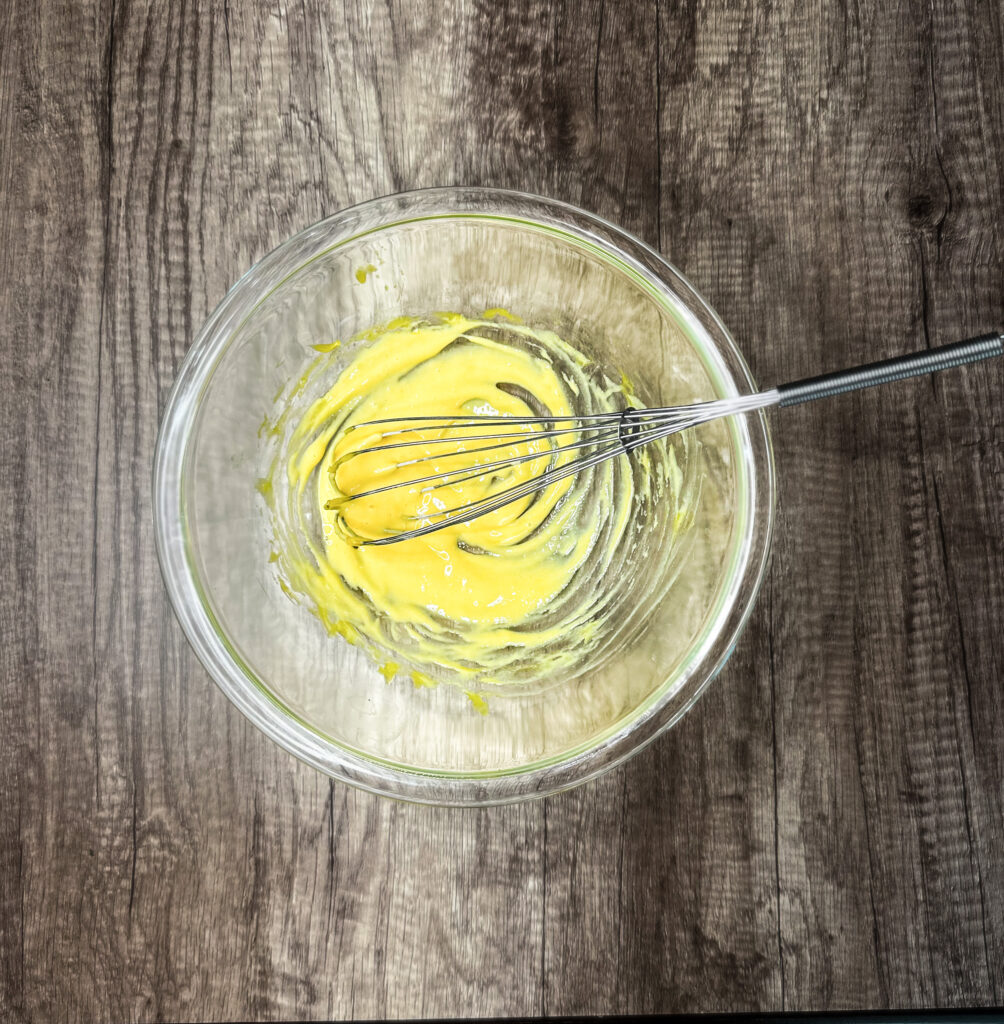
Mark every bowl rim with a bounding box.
[153,185,776,806]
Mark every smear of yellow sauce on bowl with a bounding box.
[266,313,693,690]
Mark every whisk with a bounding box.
[336,332,1003,545]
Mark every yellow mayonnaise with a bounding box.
[265,313,690,689]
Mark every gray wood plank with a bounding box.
[1,2,117,1021]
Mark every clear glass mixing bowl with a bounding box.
[153,187,775,805]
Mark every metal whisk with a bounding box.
[335,332,1003,545]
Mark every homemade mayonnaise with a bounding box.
[265,312,693,689]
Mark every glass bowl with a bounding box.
[153,187,775,805]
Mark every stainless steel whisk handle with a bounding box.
[774,332,1004,407]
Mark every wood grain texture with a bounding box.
[1,0,1002,1020]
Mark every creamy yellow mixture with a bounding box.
[265,312,689,689]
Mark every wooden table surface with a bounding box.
[2,1,1003,1020]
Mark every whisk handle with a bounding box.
[775,332,1003,407]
